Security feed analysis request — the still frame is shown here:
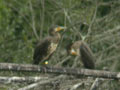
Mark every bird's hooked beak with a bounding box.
[55,26,66,32]
[71,49,77,56]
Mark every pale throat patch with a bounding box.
[71,49,76,53]
[50,43,58,53]
[43,43,58,61]
[71,49,79,56]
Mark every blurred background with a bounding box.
[0,0,120,89]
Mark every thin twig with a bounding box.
[18,75,66,90]
[63,9,82,39]
[86,1,98,39]
[40,0,45,41]
[70,82,83,90]
[29,0,39,40]
[90,78,104,90]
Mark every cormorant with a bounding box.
[66,41,95,69]
[33,25,66,65]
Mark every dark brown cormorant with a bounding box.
[33,25,66,65]
[66,41,95,69]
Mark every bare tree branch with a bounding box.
[86,1,98,39]
[63,9,82,39]
[55,56,71,67]
[18,75,66,90]
[90,78,104,90]
[39,0,45,41]
[29,0,39,40]
[70,82,83,90]
[0,76,48,84]
[0,63,120,79]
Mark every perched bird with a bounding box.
[66,41,95,69]
[33,25,66,65]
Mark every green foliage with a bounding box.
[0,0,120,70]
[0,0,120,89]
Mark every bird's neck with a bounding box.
[51,33,61,44]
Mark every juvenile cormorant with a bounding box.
[66,41,95,69]
[33,25,66,65]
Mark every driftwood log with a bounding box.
[0,63,120,79]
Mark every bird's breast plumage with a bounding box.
[49,43,58,53]
[42,43,58,61]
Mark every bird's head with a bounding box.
[49,25,66,35]
[70,41,83,56]
[66,42,78,56]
